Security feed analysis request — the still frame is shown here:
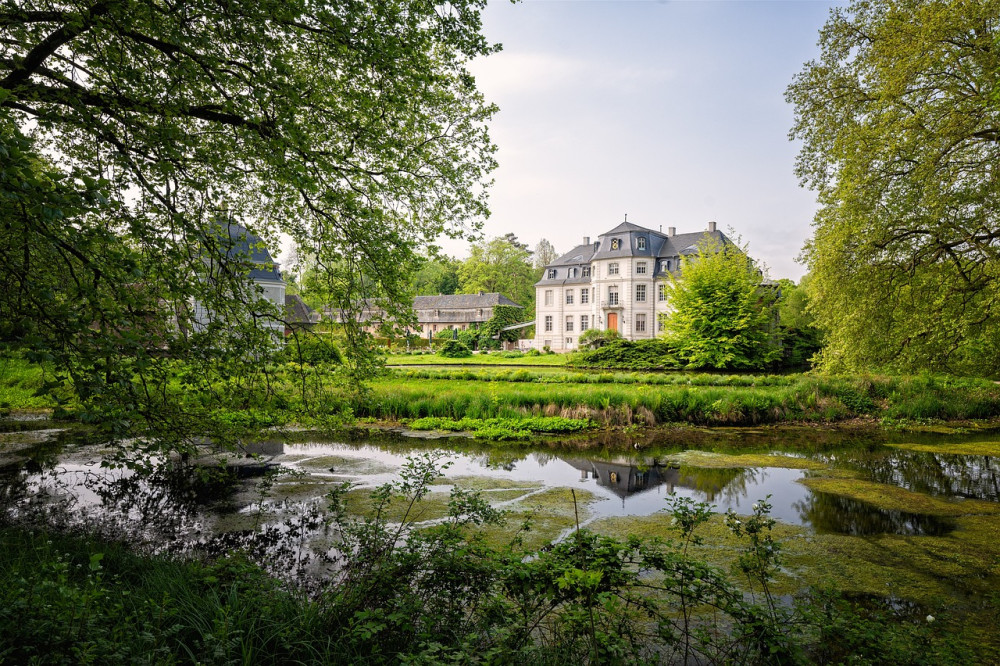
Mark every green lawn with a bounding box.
[385,352,569,366]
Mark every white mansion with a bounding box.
[534,220,730,352]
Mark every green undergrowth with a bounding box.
[407,416,593,440]
[0,528,337,664]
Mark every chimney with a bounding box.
[708,221,717,232]
[583,236,590,245]
[668,226,676,237]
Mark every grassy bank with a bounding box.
[5,350,1000,435]
[385,351,568,366]
[361,373,1000,427]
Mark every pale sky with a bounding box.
[439,0,844,281]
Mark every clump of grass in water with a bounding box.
[407,416,593,440]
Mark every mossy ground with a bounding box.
[887,440,1000,456]
[296,454,398,475]
[664,449,828,470]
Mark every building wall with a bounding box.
[536,258,674,352]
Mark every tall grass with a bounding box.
[0,355,57,411]
[357,374,1000,426]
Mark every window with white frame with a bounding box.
[544,290,553,306]
[657,316,665,332]
[565,316,574,332]
[581,315,589,330]
[547,268,557,279]
[637,237,646,250]
[608,262,619,275]
[636,262,647,275]
[608,287,619,306]
[582,266,591,277]
[544,316,553,332]
[566,337,573,345]
[580,288,589,304]
[635,313,646,332]
[658,284,666,301]
[636,284,646,302]
[566,290,574,305]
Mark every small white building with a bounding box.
[534,220,731,352]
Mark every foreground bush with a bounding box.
[0,457,975,664]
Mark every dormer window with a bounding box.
[582,266,591,277]
[569,267,578,278]
[637,237,646,250]
[660,261,668,272]
[547,268,557,279]
[610,238,620,251]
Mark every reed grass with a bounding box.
[357,373,1000,427]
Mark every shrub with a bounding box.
[438,340,472,358]
[280,334,342,365]
[573,339,679,370]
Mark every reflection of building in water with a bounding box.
[565,457,750,504]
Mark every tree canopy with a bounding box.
[411,255,461,296]
[457,235,535,308]
[1,0,498,440]
[660,240,780,371]
[533,238,558,270]
[787,0,1000,376]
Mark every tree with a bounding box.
[534,238,558,270]
[787,0,1000,376]
[458,236,535,308]
[0,0,498,442]
[412,256,461,296]
[661,240,780,370]
[775,277,823,369]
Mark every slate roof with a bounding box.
[541,221,731,270]
[284,294,316,325]
[413,293,522,310]
[212,220,283,282]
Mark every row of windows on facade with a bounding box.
[543,313,663,334]
[546,259,673,280]
[544,284,668,306]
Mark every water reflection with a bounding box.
[795,491,956,536]
[839,448,1000,502]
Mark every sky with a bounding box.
[437,0,845,281]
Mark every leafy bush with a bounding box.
[280,334,342,365]
[438,340,472,358]
[578,328,621,349]
[573,339,680,370]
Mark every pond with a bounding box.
[2,419,999,613]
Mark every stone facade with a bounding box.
[534,220,730,352]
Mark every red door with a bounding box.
[607,312,618,331]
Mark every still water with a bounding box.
[3,420,997,555]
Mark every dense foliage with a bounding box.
[661,240,781,370]
[573,339,679,370]
[0,0,497,444]
[788,0,1000,376]
[457,236,536,310]
[438,340,473,358]
[0,467,975,664]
